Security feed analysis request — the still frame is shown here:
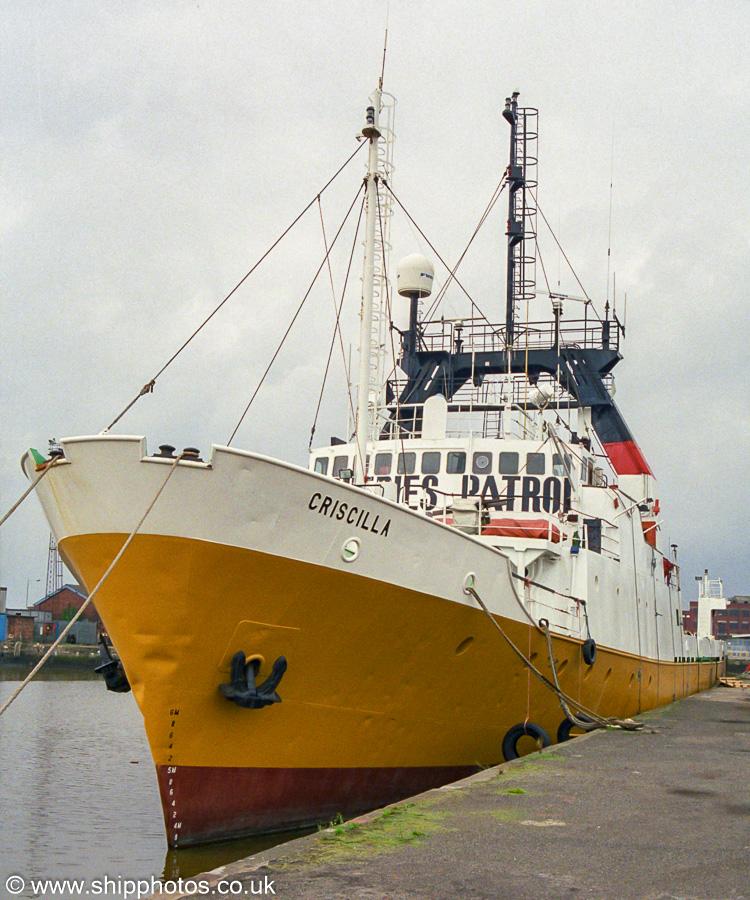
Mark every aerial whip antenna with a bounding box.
[379,16,389,89]
[606,123,615,304]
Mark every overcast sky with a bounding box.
[1,0,748,608]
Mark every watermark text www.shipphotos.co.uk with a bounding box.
[4,874,276,898]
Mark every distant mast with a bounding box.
[46,534,63,596]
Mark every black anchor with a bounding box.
[219,651,287,709]
[94,636,131,693]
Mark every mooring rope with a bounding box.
[0,458,59,531]
[539,618,598,731]
[104,140,368,434]
[463,584,642,732]
[0,453,184,718]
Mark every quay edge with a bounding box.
[163,684,750,900]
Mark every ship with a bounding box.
[22,87,723,847]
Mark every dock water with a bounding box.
[177,685,750,900]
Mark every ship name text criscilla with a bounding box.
[308,492,392,536]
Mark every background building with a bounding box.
[0,586,6,641]
[5,608,38,642]
[683,594,750,638]
[725,635,750,667]
[32,585,100,644]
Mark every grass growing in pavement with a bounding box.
[284,752,566,869]
[286,802,451,867]
[319,804,438,848]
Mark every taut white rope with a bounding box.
[0,453,183,718]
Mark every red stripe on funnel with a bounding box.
[602,440,653,476]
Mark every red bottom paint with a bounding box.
[156,763,479,847]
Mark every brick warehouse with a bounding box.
[5,609,36,642]
[33,584,102,637]
[682,595,750,638]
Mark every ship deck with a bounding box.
[171,682,750,900]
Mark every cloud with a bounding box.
[1,0,748,607]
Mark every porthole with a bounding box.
[341,538,360,562]
[472,452,492,473]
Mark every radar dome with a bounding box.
[396,253,434,299]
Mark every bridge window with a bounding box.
[527,453,545,475]
[473,452,492,474]
[397,452,416,475]
[314,457,328,475]
[421,452,441,474]
[499,452,519,474]
[332,455,349,477]
[447,452,466,474]
[374,452,392,475]
[552,453,571,477]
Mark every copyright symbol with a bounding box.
[6,875,25,894]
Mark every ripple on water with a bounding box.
[0,678,307,897]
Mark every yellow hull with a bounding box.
[60,532,719,844]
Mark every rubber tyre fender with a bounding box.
[582,638,597,666]
[556,714,594,743]
[502,722,552,761]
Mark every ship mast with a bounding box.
[502,92,537,349]
[354,94,382,483]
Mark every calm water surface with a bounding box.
[0,670,308,897]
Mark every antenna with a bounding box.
[379,28,388,89]
[379,3,389,89]
[606,123,614,303]
[613,271,616,316]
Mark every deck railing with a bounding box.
[419,316,619,354]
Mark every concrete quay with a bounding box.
[180,685,750,900]
[0,639,100,669]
